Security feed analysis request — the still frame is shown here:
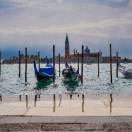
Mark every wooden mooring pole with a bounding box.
[59,53,60,77]
[18,50,21,78]
[53,45,55,83]
[110,44,113,84]
[53,94,56,112]
[81,45,84,84]
[78,52,79,72]
[116,52,119,78]
[38,52,40,70]
[25,47,27,85]
[97,52,100,77]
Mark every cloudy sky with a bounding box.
[0,0,132,58]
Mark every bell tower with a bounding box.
[65,34,70,59]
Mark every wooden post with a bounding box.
[82,94,84,112]
[38,52,40,70]
[97,52,100,77]
[81,45,84,84]
[59,53,60,77]
[26,95,28,109]
[53,45,55,83]
[34,94,37,107]
[110,44,113,84]
[0,51,1,76]
[78,52,79,72]
[25,47,27,85]
[116,52,119,78]
[53,94,56,112]
[19,95,21,101]
[18,50,21,78]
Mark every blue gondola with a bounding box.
[33,61,53,81]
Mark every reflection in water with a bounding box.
[35,80,52,90]
[63,79,79,93]
[110,93,113,114]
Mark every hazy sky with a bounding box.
[0,0,132,58]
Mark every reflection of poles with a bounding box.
[110,94,113,114]
[53,94,56,112]
[58,94,62,107]
[26,95,28,109]
[0,51,1,76]
[0,94,2,102]
[82,94,84,112]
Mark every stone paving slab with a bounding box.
[0,116,132,131]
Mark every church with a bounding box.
[64,34,102,63]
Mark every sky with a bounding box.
[0,0,132,58]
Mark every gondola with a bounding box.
[33,61,54,81]
[119,65,132,78]
[62,62,80,81]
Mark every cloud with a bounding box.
[0,0,132,57]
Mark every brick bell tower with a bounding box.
[65,33,70,60]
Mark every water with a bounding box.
[0,63,132,98]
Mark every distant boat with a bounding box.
[62,62,80,81]
[119,65,132,78]
[33,61,54,81]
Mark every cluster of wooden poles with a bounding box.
[0,44,119,84]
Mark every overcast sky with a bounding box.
[0,0,132,58]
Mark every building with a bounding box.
[64,34,102,63]
[65,34,70,60]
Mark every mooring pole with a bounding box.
[53,45,55,83]
[78,52,79,73]
[98,52,100,77]
[0,51,1,76]
[116,52,119,78]
[53,94,56,112]
[81,45,84,84]
[82,94,84,112]
[25,47,27,85]
[110,44,113,84]
[18,50,21,78]
[38,52,40,70]
[59,53,60,77]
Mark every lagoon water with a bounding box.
[0,63,132,98]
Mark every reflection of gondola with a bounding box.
[34,61,53,81]
[63,79,79,92]
[35,80,52,90]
